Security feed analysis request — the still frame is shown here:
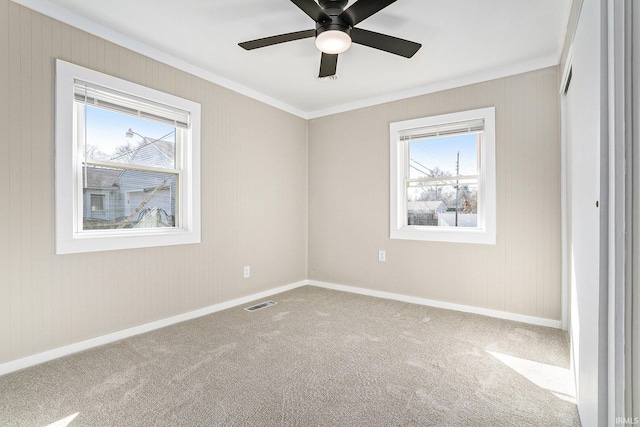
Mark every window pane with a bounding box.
[90,194,105,211]
[83,166,177,230]
[84,105,176,168]
[408,133,478,179]
[407,182,478,228]
[407,132,479,228]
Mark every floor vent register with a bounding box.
[244,300,277,312]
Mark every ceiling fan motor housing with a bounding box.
[316,22,351,39]
[316,0,351,38]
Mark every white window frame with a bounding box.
[389,107,496,244]
[55,59,201,254]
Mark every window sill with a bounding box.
[56,228,200,254]
[390,226,496,245]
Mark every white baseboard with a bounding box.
[1,278,562,376]
[0,280,307,377]
[307,280,563,329]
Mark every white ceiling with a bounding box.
[25,0,572,117]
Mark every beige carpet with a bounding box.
[0,286,580,426]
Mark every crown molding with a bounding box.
[306,55,559,119]
[10,0,309,119]
[11,0,560,121]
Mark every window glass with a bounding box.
[90,194,105,211]
[83,167,177,230]
[407,133,479,228]
[81,105,179,231]
[85,106,176,168]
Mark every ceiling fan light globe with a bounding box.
[315,30,351,54]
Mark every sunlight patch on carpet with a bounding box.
[487,351,576,404]
[45,412,79,427]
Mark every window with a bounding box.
[55,60,201,254]
[390,107,496,244]
[90,194,105,212]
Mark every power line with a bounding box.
[410,158,435,175]
[409,164,431,176]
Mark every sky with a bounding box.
[86,105,175,157]
[409,133,478,178]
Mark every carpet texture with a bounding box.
[0,286,580,426]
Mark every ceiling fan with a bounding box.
[238,0,422,78]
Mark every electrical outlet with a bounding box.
[243,265,251,278]
[378,250,386,262]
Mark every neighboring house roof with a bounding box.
[407,201,447,213]
[81,138,174,190]
[150,139,174,161]
[83,166,121,188]
[124,138,175,170]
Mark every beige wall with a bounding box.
[0,1,308,364]
[0,0,564,366]
[308,67,562,321]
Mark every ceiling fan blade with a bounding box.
[319,53,338,77]
[239,29,315,50]
[339,0,397,27]
[350,27,421,58]
[291,0,330,22]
